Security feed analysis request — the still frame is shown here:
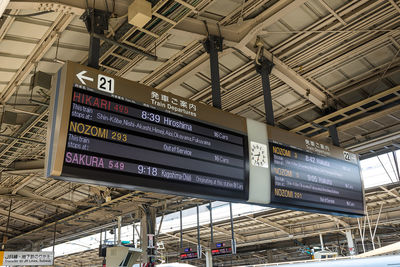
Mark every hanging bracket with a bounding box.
[203,35,223,109]
[256,56,275,126]
[81,8,111,69]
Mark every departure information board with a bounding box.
[47,62,364,215]
[46,62,249,202]
[267,127,365,216]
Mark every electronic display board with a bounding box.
[46,62,249,202]
[179,246,201,260]
[210,241,234,256]
[267,126,365,216]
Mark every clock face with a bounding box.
[250,142,268,168]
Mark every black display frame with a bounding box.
[268,141,365,217]
[58,85,250,202]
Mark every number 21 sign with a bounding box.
[98,74,114,94]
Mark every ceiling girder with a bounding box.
[0,206,43,225]
[171,1,327,108]
[313,104,400,140]
[0,13,74,102]
[7,0,129,16]
[291,85,400,135]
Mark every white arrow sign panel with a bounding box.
[76,70,93,85]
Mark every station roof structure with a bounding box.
[0,0,399,265]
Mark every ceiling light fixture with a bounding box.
[0,0,10,18]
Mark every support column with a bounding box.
[229,202,236,254]
[393,151,400,181]
[205,249,213,267]
[140,205,156,266]
[329,125,340,147]
[117,216,122,246]
[81,9,110,69]
[256,58,275,126]
[88,34,101,69]
[346,230,356,255]
[204,35,223,109]
[319,233,324,250]
[209,202,214,243]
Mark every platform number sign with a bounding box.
[343,151,351,161]
[98,74,114,94]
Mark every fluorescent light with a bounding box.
[0,0,10,18]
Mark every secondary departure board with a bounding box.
[267,127,364,216]
[46,62,249,202]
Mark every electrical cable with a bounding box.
[4,11,53,17]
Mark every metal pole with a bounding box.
[88,8,100,69]
[88,35,100,69]
[100,230,103,248]
[205,249,213,267]
[133,222,135,247]
[345,230,355,255]
[392,151,400,181]
[180,209,183,248]
[319,233,324,250]
[329,125,340,147]
[365,209,375,250]
[204,35,223,109]
[113,225,116,245]
[117,216,122,246]
[2,199,12,250]
[196,205,200,249]
[229,202,236,254]
[52,218,57,266]
[256,58,275,126]
[209,201,214,243]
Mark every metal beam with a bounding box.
[318,0,347,25]
[0,194,96,207]
[313,104,400,140]
[291,85,400,134]
[171,5,327,108]
[6,192,146,243]
[245,215,290,235]
[11,174,36,195]
[213,225,246,242]
[389,0,400,14]
[0,13,74,102]
[346,131,400,152]
[7,159,44,171]
[322,214,350,228]
[380,186,400,202]
[92,33,157,61]
[0,207,43,225]
[7,0,130,16]
[0,225,20,235]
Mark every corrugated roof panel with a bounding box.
[339,59,371,79]
[6,20,49,40]
[0,56,25,69]
[0,39,36,56]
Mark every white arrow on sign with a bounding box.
[76,70,93,85]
